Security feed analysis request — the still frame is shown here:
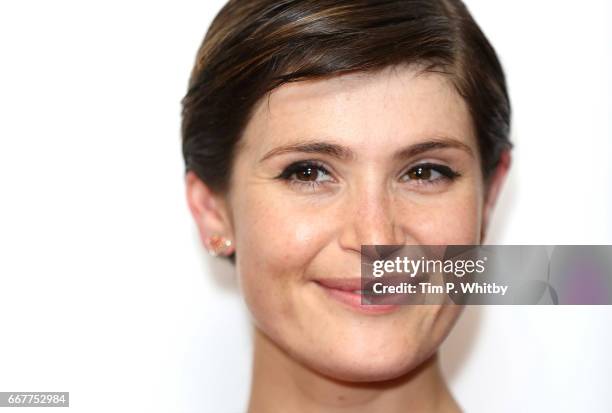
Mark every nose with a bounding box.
[338,186,406,261]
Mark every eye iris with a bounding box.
[409,166,431,180]
[297,166,317,181]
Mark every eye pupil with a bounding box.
[297,167,317,181]
[409,166,431,180]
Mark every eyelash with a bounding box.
[275,160,461,191]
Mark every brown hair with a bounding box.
[181,0,512,262]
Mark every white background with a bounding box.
[0,1,610,412]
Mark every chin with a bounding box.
[285,332,433,383]
[306,347,431,383]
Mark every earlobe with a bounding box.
[480,150,512,243]
[185,170,235,255]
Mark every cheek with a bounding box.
[231,189,335,325]
[234,193,333,267]
[404,182,483,245]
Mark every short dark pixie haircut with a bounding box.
[181,0,512,262]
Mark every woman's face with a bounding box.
[219,65,487,381]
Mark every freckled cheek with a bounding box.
[235,197,334,273]
[234,205,296,322]
[403,192,482,244]
[234,201,334,329]
[234,201,340,335]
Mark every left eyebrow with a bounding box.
[392,138,474,160]
[258,136,474,163]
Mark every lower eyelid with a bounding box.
[286,180,327,194]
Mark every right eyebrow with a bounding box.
[259,140,356,163]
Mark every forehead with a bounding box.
[239,65,476,159]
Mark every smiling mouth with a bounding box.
[313,273,433,309]
[312,277,406,314]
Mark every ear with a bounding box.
[185,170,235,255]
[480,149,512,243]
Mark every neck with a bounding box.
[247,327,461,413]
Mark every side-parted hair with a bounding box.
[181,0,512,262]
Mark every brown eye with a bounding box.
[277,161,333,187]
[296,165,318,181]
[402,163,460,183]
[408,166,432,180]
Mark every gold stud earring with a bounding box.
[206,234,233,256]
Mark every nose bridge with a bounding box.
[347,178,401,248]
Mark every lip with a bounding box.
[313,277,401,315]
